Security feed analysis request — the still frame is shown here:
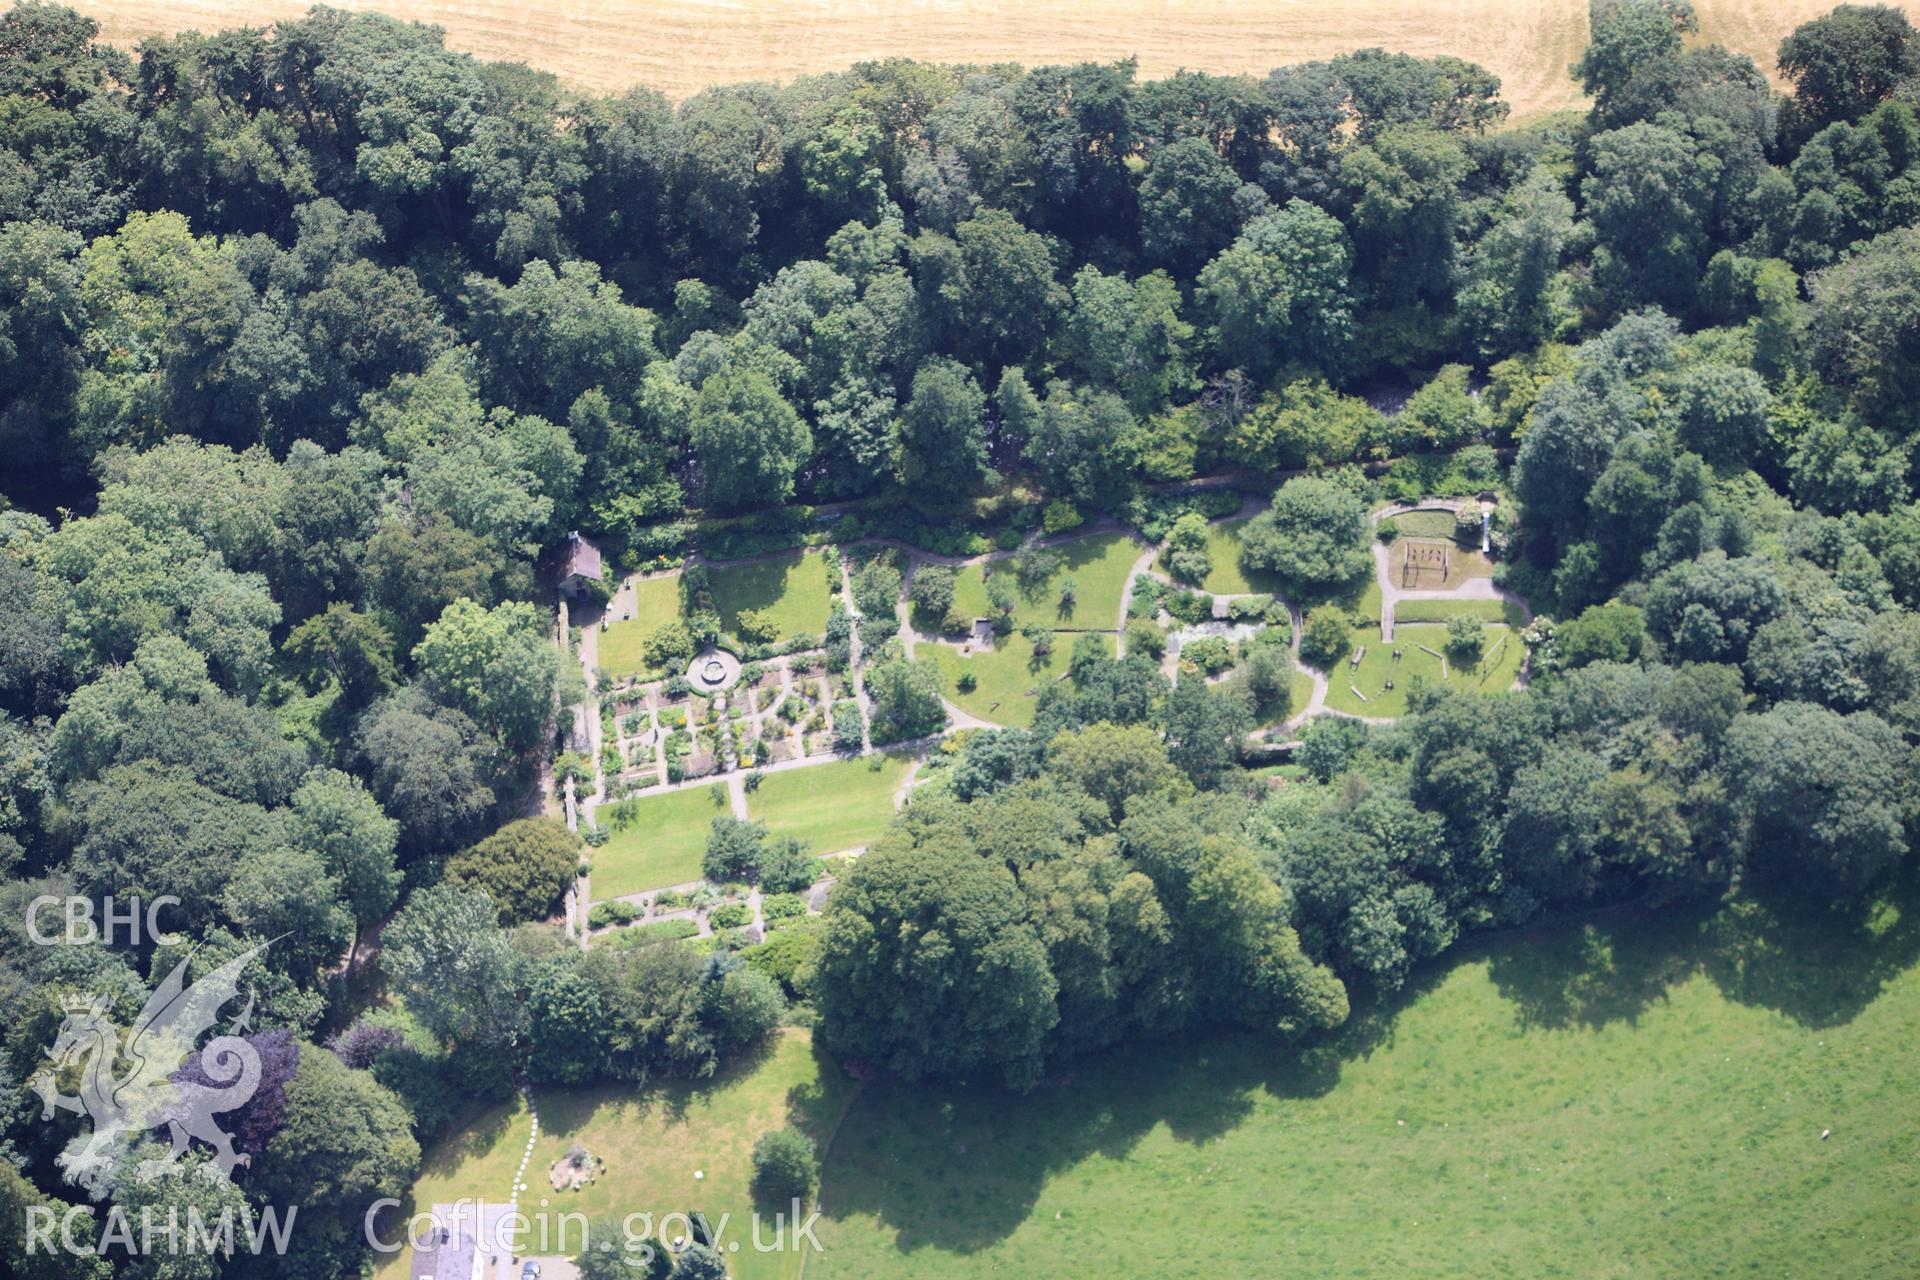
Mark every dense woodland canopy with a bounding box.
[6,0,1920,1274]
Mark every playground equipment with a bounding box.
[1401,539,1451,587]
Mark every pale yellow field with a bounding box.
[55,0,1916,118]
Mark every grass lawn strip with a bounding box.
[592,784,733,898]
[923,633,1113,729]
[1383,508,1467,539]
[1309,571,1384,626]
[709,549,834,644]
[1287,667,1317,721]
[748,753,914,854]
[1393,596,1527,627]
[1155,517,1290,597]
[598,573,685,678]
[950,532,1137,631]
[1322,624,1522,719]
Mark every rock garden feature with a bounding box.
[548,1143,604,1192]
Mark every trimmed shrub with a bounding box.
[751,1128,818,1203]
[709,902,753,929]
[762,893,807,922]
[598,918,700,950]
[1445,613,1487,662]
[1041,499,1084,534]
[588,900,641,930]
[1300,606,1353,669]
[1182,635,1234,675]
[1125,618,1167,659]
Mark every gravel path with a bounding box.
[558,486,1533,903]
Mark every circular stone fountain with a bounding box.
[686,648,741,692]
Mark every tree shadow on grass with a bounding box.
[1280,562,1373,616]
[820,864,1920,1258]
[1484,863,1920,1033]
[1482,902,1714,1031]
[1697,865,1920,1028]
[814,963,1443,1256]
[536,1035,788,1145]
[709,554,804,617]
[419,1101,519,1178]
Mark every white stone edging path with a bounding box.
[509,1086,540,1214]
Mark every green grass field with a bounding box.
[375,1030,852,1280]
[923,633,1112,728]
[598,573,685,678]
[1350,574,1384,624]
[1255,665,1317,727]
[1291,667,1316,716]
[1382,508,1469,540]
[951,533,1140,631]
[1321,572,1385,626]
[748,753,913,853]
[1293,565,1383,623]
[1247,663,1318,729]
[1322,624,1523,718]
[1155,517,1291,597]
[813,875,1920,1278]
[1392,595,1528,627]
[592,784,733,898]
[709,550,834,644]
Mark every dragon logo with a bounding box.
[28,943,268,1192]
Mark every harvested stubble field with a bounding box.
[66,0,1885,119]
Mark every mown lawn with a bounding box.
[1321,623,1523,718]
[1348,573,1385,624]
[1382,507,1468,540]
[1295,565,1383,623]
[923,633,1112,729]
[1154,517,1293,597]
[813,876,1920,1279]
[1246,662,1317,729]
[748,753,913,854]
[951,533,1139,631]
[1290,667,1316,716]
[1253,664,1318,727]
[592,784,733,897]
[598,573,685,678]
[1393,595,1528,627]
[709,550,834,644]
[375,1030,853,1280]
